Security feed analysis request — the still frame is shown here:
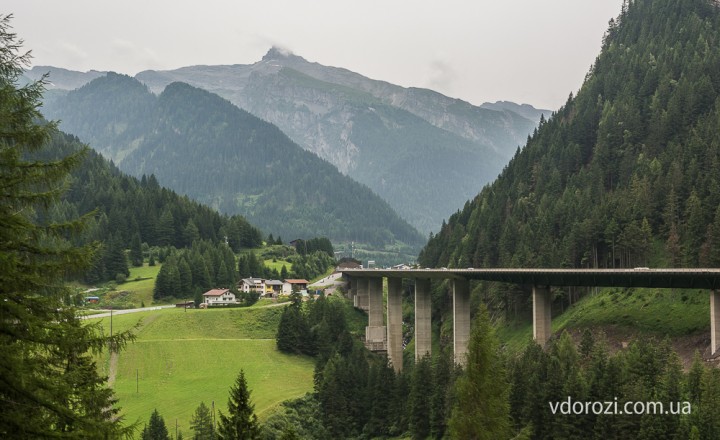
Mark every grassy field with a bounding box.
[78,264,163,310]
[121,264,162,305]
[263,258,292,274]
[496,286,710,353]
[89,306,315,435]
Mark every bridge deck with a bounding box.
[341,268,720,290]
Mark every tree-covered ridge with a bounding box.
[420,0,720,271]
[41,75,426,249]
[37,130,262,283]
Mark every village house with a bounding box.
[284,279,310,295]
[265,280,284,297]
[239,277,266,294]
[202,288,236,305]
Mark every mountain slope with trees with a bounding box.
[37,130,263,285]
[134,49,545,234]
[30,50,549,234]
[421,0,720,279]
[40,74,425,250]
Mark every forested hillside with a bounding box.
[39,131,262,283]
[41,75,425,251]
[421,0,720,276]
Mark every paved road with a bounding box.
[83,305,175,319]
[309,272,344,288]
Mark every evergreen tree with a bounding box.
[105,232,130,280]
[157,208,175,247]
[238,256,251,279]
[176,256,191,292]
[429,350,453,438]
[217,259,231,288]
[217,370,261,440]
[448,304,510,439]
[276,292,312,354]
[409,355,432,440]
[189,401,214,440]
[183,219,201,247]
[142,409,170,440]
[363,361,395,438]
[0,15,133,438]
[130,232,144,266]
[247,252,262,277]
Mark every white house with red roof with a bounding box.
[202,288,236,305]
[283,279,310,295]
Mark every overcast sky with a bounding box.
[6,0,623,110]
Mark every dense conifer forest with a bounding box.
[35,131,264,284]
[420,0,720,315]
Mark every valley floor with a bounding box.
[89,306,315,435]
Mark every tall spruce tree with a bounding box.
[142,409,170,440]
[409,355,432,440]
[130,232,144,266]
[448,304,510,439]
[0,14,133,438]
[189,402,215,440]
[217,370,261,440]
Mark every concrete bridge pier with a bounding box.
[355,277,369,311]
[533,285,552,345]
[415,278,432,360]
[453,278,470,366]
[387,277,403,372]
[348,277,358,301]
[712,290,720,356]
[365,277,387,351]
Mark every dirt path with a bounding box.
[107,350,119,386]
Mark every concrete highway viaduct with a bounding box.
[341,268,720,372]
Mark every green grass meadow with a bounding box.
[263,258,292,274]
[89,306,315,435]
[496,287,710,353]
[122,264,161,305]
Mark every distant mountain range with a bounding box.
[28,50,548,234]
[38,73,425,252]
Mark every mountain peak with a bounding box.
[262,46,300,61]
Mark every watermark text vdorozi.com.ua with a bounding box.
[549,397,691,416]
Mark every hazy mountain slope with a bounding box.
[134,50,546,233]
[25,65,106,90]
[420,0,720,273]
[480,100,550,123]
[41,74,425,249]
[29,52,547,234]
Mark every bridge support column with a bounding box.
[365,277,386,351]
[387,277,403,372]
[533,285,552,346]
[453,278,470,367]
[712,290,720,356]
[355,277,369,311]
[415,278,432,361]
[348,277,358,301]
[368,277,383,327]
